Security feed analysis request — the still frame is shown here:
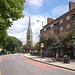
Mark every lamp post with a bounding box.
[37,20,44,58]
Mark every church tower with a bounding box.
[26,16,33,45]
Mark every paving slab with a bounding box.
[23,54,75,71]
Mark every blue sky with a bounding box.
[7,0,75,45]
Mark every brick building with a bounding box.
[40,1,75,58]
[40,1,75,36]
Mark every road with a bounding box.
[0,53,75,75]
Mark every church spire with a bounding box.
[28,16,31,31]
[26,16,33,46]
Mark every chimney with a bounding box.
[47,18,54,24]
[69,1,75,11]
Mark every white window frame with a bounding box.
[66,15,70,20]
[60,19,63,24]
[60,27,63,31]
[67,24,71,29]
[51,24,54,28]
[44,28,46,31]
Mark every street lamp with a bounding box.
[36,20,43,40]
[36,20,44,58]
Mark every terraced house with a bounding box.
[40,1,75,58]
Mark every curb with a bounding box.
[24,56,75,72]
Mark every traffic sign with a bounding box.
[41,43,44,47]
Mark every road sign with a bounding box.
[41,43,44,47]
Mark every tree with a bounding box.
[3,36,23,53]
[22,46,35,53]
[4,36,15,52]
[26,40,32,47]
[0,0,25,47]
[35,42,40,51]
[68,32,75,46]
[68,16,75,46]
[0,0,25,27]
[13,37,23,52]
[22,44,27,48]
[58,32,72,47]
[0,26,7,47]
[47,37,56,47]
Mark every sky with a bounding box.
[7,0,75,46]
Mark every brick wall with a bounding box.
[69,1,75,10]
[47,18,54,24]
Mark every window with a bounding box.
[60,27,63,31]
[60,19,63,24]
[66,15,70,20]
[46,26,50,32]
[51,24,54,28]
[72,13,75,21]
[67,24,71,29]
[44,28,46,31]
[53,23,59,29]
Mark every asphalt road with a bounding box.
[0,53,75,75]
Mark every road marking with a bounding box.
[20,56,59,70]
[1,56,10,59]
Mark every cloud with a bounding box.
[7,30,27,45]
[7,14,29,45]
[7,16,29,34]
[7,15,47,45]
[29,15,46,45]
[52,5,69,17]
[67,0,75,2]
[27,0,43,7]
[70,0,75,2]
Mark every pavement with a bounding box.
[24,53,75,71]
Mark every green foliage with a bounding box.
[5,36,15,50]
[22,44,27,48]
[3,36,23,52]
[57,32,72,47]
[26,40,32,47]
[35,42,40,51]
[46,37,56,47]
[40,36,57,51]
[0,0,25,48]
[0,0,25,27]
[68,32,75,45]
[0,26,7,47]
